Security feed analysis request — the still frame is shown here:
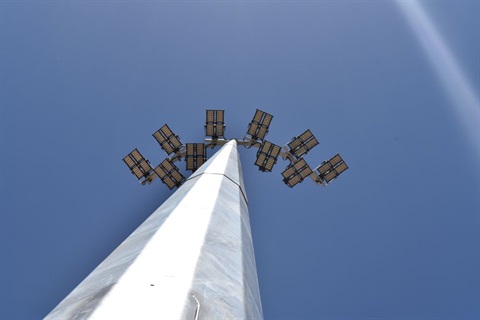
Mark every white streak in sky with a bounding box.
[396,1,480,158]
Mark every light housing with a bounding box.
[315,154,349,184]
[185,143,207,172]
[205,110,226,140]
[153,124,184,156]
[123,148,153,181]
[281,158,313,188]
[153,158,185,189]
[254,141,281,172]
[245,109,273,142]
[286,129,319,159]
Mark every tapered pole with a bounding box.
[45,140,263,319]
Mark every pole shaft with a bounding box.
[45,140,263,320]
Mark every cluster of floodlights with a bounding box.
[123,109,348,190]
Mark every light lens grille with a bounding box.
[335,162,348,174]
[123,155,135,169]
[139,160,153,173]
[132,167,144,179]
[131,149,143,162]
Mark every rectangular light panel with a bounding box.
[131,149,143,162]
[163,177,177,190]
[318,162,332,175]
[299,129,313,142]
[160,124,173,137]
[247,123,259,136]
[330,154,343,167]
[263,113,273,127]
[123,156,135,169]
[305,137,319,150]
[132,167,144,179]
[207,110,214,122]
[139,160,152,173]
[153,131,166,144]
[288,138,302,151]
[216,110,224,122]
[282,166,296,179]
[335,162,348,174]
[324,171,337,183]
[216,124,225,136]
[287,175,302,187]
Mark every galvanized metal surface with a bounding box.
[45,140,263,320]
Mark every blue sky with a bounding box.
[1,1,479,319]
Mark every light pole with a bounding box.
[45,109,348,319]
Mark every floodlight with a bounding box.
[185,143,207,172]
[255,140,281,172]
[281,158,312,188]
[286,129,319,159]
[314,154,349,184]
[205,110,226,140]
[245,109,273,142]
[123,149,153,181]
[153,124,184,156]
[153,159,185,190]
[124,108,349,191]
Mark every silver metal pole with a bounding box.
[45,140,263,319]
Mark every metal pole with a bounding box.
[45,140,263,319]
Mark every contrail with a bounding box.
[396,0,480,159]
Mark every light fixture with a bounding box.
[205,110,226,140]
[245,109,273,142]
[123,148,153,181]
[285,129,319,159]
[153,124,184,156]
[254,141,281,172]
[185,143,207,172]
[124,109,348,190]
[153,158,185,190]
[281,158,313,188]
[315,154,349,184]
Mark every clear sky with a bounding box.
[1,1,479,319]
